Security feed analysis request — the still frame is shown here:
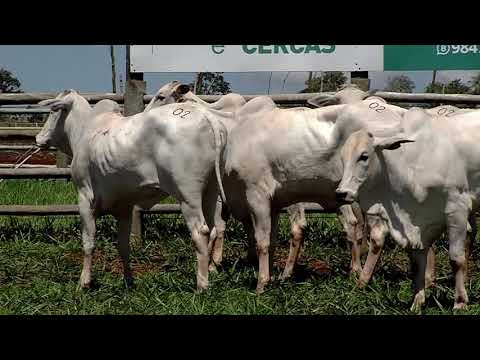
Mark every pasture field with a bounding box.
[1,179,480,315]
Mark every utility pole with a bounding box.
[110,45,117,93]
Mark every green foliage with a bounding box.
[1,180,480,314]
[0,180,480,315]
[300,72,347,93]
[191,72,231,95]
[0,67,22,93]
[384,75,415,93]
[425,78,471,94]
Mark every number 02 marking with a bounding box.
[369,102,385,113]
[172,108,191,118]
[437,107,455,117]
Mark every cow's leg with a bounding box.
[246,189,272,294]
[269,210,280,280]
[467,213,476,260]
[410,248,428,312]
[181,201,210,291]
[352,202,368,256]
[357,215,388,288]
[446,204,469,310]
[338,204,362,275]
[281,204,306,281]
[208,197,227,271]
[425,245,436,289]
[116,208,134,288]
[78,194,97,289]
[245,221,258,264]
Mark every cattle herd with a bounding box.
[32,81,480,312]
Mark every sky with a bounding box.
[1,45,479,95]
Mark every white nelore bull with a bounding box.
[335,106,480,311]
[35,89,229,291]
[348,104,478,290]
[145,81,311,272]
[222,92,408,293]
[145,82,379,281]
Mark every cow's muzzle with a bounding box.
[335,188,357,204]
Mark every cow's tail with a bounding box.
[202,112,228,205]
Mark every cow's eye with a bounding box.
[358,153,369,162]
[157,95,166,101]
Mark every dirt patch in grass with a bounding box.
[63,249,168,276]
[273,247,330,277]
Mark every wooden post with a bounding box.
[56,150,71,169]
[124,46,146,247]
[351,71,370,91]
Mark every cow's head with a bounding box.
[36,89,87,152]
[335,129,414,203]
[144,81,192,112]
[307,84,379,107]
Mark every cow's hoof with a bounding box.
[356,279,368,289]
[78,278,97,291]
[208,263,218,273]
[256,284,267,295]
[453,302,468,311]
[410,291,425,313]
[196,281,209,294]
[79,277,92,290]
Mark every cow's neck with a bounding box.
[62,101,94,156]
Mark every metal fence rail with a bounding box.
[0,89,479,220]
[2,91,480,107]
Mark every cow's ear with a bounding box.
[39,99,71,112]
[373,135,415,151]
[307,94,339,107]
[174,84,192,96]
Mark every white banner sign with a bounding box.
[130,45,384,72]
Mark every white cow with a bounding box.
[35,89,229,291]
[222,94,409,293]
[349,104,478,290]
[146,82,377,281]
[335,105,480,310]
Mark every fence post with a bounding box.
[124,54,146,248]
[351,71,370,91]
[56,150,71,169]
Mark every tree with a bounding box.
[384,75,415,93]
[444,79,470,94]
[300,72,347,93]
[425,78,470,94]
[469,73,480,94]
[190,72,231,95]
[424,81,445,94]
[0,67,22,93]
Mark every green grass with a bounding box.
[0,179,480,315]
